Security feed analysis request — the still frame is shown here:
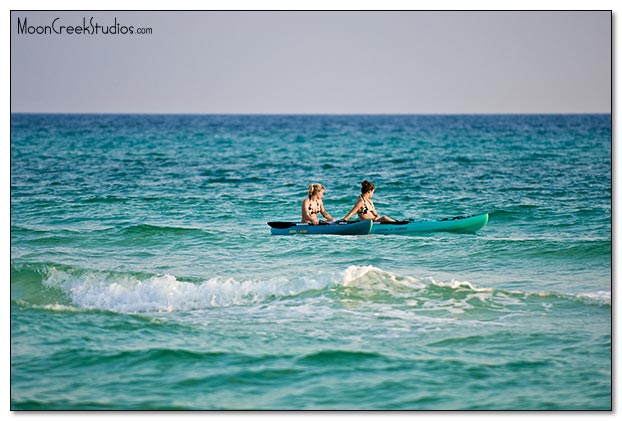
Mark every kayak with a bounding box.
[371,213,489,235]
[268,219,373,235]
[268,214,488,235]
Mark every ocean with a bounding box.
[10,113,611,410]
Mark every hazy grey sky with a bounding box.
[10,11,611,114]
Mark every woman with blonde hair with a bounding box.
[302,183,335,225]
[342,180,396,223]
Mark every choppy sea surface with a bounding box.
[10,114,611,410]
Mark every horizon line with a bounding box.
[10,111,612,116]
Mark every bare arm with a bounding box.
[319,200,335,222]
[342,197,364,221]
[369,200,379,218]
[301,198,315,224]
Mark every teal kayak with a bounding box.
[268,219,373,235]
[371,213,489,235]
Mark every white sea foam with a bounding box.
[39,264,484,314]
[522,289,612,306]
[339,265,424,290]
[39,265,407,313]
[42,266,339,313]
[575,290,611,305]
[39,264,610,314]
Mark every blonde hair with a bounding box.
[308,183,325,198]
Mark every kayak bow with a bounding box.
[371,213,489,235]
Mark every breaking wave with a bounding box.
[10,263,611,314]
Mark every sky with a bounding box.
[10,10,611,114]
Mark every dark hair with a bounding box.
[361,180,375,194]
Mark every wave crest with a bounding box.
[42,267,299,313]
[11,263,611,314]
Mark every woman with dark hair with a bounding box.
[341,180,396,223]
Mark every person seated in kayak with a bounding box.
[302,183,335,225]
[341,180,396,223]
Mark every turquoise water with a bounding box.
[11,114,611,410]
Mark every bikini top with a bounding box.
[308,200,321,215]
[357,196,372,215]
